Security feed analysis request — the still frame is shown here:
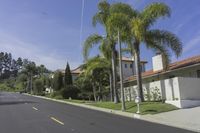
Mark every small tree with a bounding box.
[61,85,79,99]
[34,79,44,95]
[53,71,63,91]
[64,62,73,86]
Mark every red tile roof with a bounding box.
[125,55,200,82]
[59,66,83,75]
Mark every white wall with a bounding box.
[164,77,181,101]
[124,77,200,108]
[178,77,200,100]
[152,54,165,71]
[124,80,163,101]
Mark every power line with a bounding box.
[80,0,85,48]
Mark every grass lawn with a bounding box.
[86,101,178,115]
[44,94,178,115]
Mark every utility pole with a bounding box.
[118,30,126,111]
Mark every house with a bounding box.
[58,57,147,82]
[120,57,147,79]
[123,54,200,108]
[71,66,83,81]
[59,66,83,82]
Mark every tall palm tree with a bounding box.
[92,1,120,103]
[128,3,182,101]
[105,3,134,110]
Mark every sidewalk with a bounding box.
[25,94,200,133]
[143,107,200,133]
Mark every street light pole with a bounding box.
[118,30,126,111]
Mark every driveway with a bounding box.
[144,106,200,132]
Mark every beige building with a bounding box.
[124,54,200,108]
[60,57,147,82]
[121,57,147,79]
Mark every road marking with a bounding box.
[50,117,64,125]
[32,107,38,111]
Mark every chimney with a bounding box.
[152,54,165,71]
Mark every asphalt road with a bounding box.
[0,92,196,133]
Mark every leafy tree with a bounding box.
[23,61,37,93]
[53,71,63,91]
[83,57,110,101]
[34,79,44,95]
[74,73,93,100]
[0,52,24,79]
[60,85,79,99]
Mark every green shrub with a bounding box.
[0,83,11,91]
[61,85,79,99]
[33,79,44,95]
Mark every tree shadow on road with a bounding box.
[0,101,37,106]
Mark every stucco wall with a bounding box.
[178,77,200,100]
[164,77,181,100]
[124,77,200,102]
[124,80,163,101]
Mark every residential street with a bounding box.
[0,92,196,133]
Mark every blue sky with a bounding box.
[0,0,200,70]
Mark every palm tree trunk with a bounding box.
[134,44,144,102]
[99,82,103,101]
[92,82,97,102]
[111,46,119,103]
[118,30,126,111]
[30,72,33,94]
[109,72,114,102]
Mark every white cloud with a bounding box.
[0,32,82,70]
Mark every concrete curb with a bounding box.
[24,93,139,118]
[24,93,200,133]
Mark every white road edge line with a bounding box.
[50,117,64,125]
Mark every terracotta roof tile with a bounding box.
[125,55,200,81]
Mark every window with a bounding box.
[197,70,200,78]
[124,64,127,68]
[130,64,132,68]
[169,75,175,79]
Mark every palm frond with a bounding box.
[141,2,171,28]
[145,36,171,70]
[147,30,182,57]
[106,13,130,39]
[99,38,112,60]
[83,34,103,61]
[84,56,111,77]
[92,1,110,27]
[109,2,137,18]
